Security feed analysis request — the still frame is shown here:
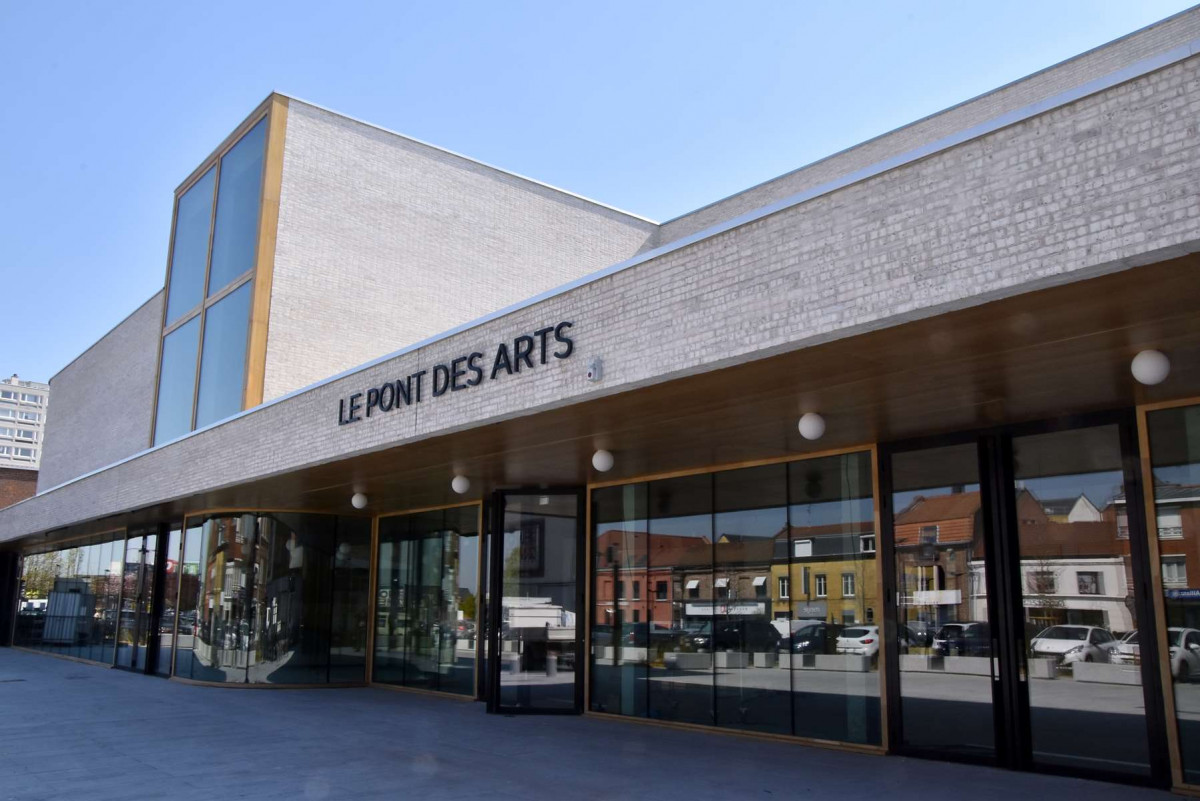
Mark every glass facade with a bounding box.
[164,168,216,325]
[208,118,266,295]
[174,512,370,685]
[153,316,201,445]
[590,452,879,744]
[13,533,124,664]
[373,505,480,696]
[1148,404,1200,785]
[154,116,269,446]
[194,281,252,429]
[891,442,993,758]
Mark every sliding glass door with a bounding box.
[487,490,584,714]
[883,415,1169,785]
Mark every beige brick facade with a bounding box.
[264,100,656,402]
[36,292,163,492]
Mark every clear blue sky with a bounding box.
[1,1,1194,382]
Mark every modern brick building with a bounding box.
[0,375,48,473]
[4,7,1200,792]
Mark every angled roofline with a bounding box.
[276,93,659,226]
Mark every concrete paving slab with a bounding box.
[0,648,1174,801]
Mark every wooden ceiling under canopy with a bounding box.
[93,255,1200,535]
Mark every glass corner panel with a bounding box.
[1148,404,1200,785]
[194,281,253,430]
[164,168,216,326]
[153,316,201,446]
[207,118,267,297]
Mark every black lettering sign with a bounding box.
[335,321,577,426]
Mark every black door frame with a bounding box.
[114,523,172,676]
[880,409,1170,787]
[486,487,586,715]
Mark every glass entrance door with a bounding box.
[116,531,160,672]
[884,416,1168,785]
[888,441,997,760]
[1011,424,1156,778]
[487,490,584,714]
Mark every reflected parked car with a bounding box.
[618,622,681,648]
[1110,630,1140,665]
[1029,624,1116,667]
[690,619,780,652]
[933,622,991,657]
[904,621,934,648]
[1168,628,1200,681]
[836,626,881,657]
[786,623,843,654]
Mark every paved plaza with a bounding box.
[0,648,1173,800]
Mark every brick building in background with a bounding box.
[0,375,47,508]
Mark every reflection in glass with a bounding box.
[164,168,216,325]
[1148,405,1200,784]
[373,506,480,695]
[591,483,649,717]
[1012,426,1149,777]
[646,475,713,725]
[497,494,579,711]
[194,281,252,429]
[172,524,203,677]
[156,527,182,677]
[891,443,994,758]
[14,534,123,664]
[178,512,368,684]
[713,464,787,734]
[787,453,879,744]
[116,534,155,670]
[590,453,880,744]
[208,118,266,296]
[153,316,200,445]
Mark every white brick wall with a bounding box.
[5,37,1200,542]
[263,100,657,401]
[36,292,163,491]
[656,6,1200,246]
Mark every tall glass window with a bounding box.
[153,317,200,445]
[590,452,879,744]
[194,281,252,429]
[177,512,369,685]
[14,533,124,665]
[373,505,481,696]
[164,169,216,325]
[788,452,878,744]
[153,116,269,444]
[1147,404,1200,784]
[208,118,266,296]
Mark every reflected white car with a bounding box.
[1168,628,1200,682]
[1029,625,1116,667]
[1110,630,1139,665]
[836,625,880,658]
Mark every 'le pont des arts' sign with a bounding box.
[336,321,575,426]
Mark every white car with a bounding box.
[836,625,880,658]
[1029,624,1116,667]
[1110,630,1140,665]
[1168,628,1200,681]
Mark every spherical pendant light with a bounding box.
[1131,350,1170,386]
[592,449,614,472]
[798,413,826,441]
